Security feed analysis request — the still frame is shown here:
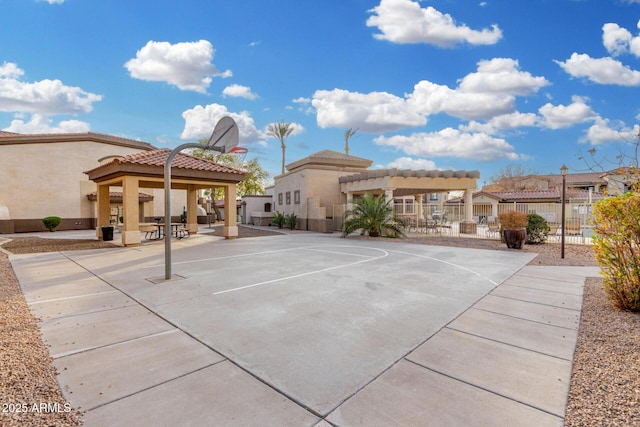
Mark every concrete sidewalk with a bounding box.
[8,233,599,426]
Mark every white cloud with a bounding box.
[40,0,64,3]
[555,52,640,86]
[580,117,640,145]
[0,62,102,114]
[180,103,265,146]
[125,40,231,93]
[538,96,598,129]
[222,84,257,100]
[312,88,426,132]
[312,58,547,131]
[461,112,539,134]
[3,113,90,133]
[366,0,502,47]
[374,128,522,161]
[408,80,514,120]
[387,156,438,170]
[602,23,633,56]
[457,58,550,95]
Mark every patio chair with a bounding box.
[565,220,583,236]
[547,223,560,241]
[486,222,501,238]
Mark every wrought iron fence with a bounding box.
[334,201,595,245]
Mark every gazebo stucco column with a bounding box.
[187,185,198,234]
[122,175,141,246]
[96,183,111,239]
[383,187,395,205]
[460,188,477,234]
[416,194,424,222]
[346,192,353,211]
[223,184,238,239]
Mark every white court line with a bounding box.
[211,246,389,296]
[143,246,302,269]
[29,290,118,305]
[144,244,379,268]
[390,249,499,286]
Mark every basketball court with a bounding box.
[9,230,592,425]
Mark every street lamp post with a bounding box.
[560,164,568,259]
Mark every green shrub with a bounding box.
[284,213,298,230]
[272,211,285,229]
[42,216,62,232]
[526,213,549,244]
[592,193,640,311]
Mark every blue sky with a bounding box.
[2,0,640,186]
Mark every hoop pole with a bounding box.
[164,143,224,280]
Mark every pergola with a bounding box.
[339,168,480,233]
[85,149,246,246]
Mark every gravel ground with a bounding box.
[0,250,83,427]
[0,229,637,426]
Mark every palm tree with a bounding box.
[342,193,405,238]
[267,122,294,175]
[344,128,357,155]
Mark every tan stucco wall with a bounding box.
[274,168,355,220]
[0,140,196,226]
[0,141,146,220]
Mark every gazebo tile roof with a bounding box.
[108,149,244,175]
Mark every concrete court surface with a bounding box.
[8,230,599,426]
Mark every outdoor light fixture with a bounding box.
[560,164,568,259]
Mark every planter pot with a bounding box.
[503,228,526,249]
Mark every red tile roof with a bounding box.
[105,149,244,175]
[448,189,606,203]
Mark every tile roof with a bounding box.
[450,189,607,203]
[285,149,373,173]
[107,149,244,175]
[0,131,155,150]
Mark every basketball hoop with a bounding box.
[227,146,248,168]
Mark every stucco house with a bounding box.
[0,131,157,233]
[248,149,480,233]
[0,131,244,243]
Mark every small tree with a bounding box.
[342,193,404,238]
[592,193,640,311]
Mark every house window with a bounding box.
[278,193,283,205]
[294,190,300,204]
[264,202,272,212]
[430,193,439,201]
[286,192,291,205]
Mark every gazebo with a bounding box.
[84,149,246,246]
[339,169,480,233]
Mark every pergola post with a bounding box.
[223,184,238,239]
[460,188,477,234]
[187,185,198,235]
[122,175,141,246]
[97,183,111,239]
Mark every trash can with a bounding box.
[101,226,114,241]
